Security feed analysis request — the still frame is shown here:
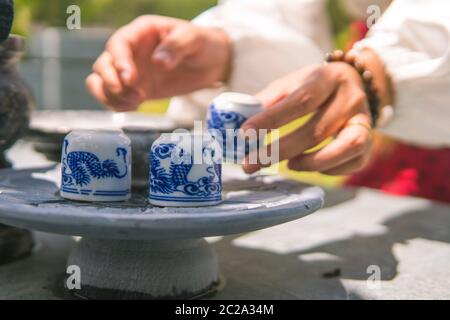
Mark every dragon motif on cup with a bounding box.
[149,143,221,198]
[61,139,128,187]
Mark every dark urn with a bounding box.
[0,36,34,166]
[0,36,35,264]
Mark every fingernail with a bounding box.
[241,156,261,174]
[121,71,132,85]
[153,50,174,65]
[243,163,260,174]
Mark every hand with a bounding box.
[86,15,231,111]
[241,62,375,176]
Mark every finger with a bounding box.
[255,81,290,109]
[86,74,139,112]
[152,24,203,69]
[321,153,371,176]
[242,66,337,131]
[92,52,125,95]
[105,27,142,86]
[93,52,144,102]
[89,53,146,104]
[242,84,369,174]
[242,89,352,174]
[242,108,332,174]
[287,115,372,172]
[255,66,322,109]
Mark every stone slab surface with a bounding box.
[0,165,323,240]
[1,187,449,299]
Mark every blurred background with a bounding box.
[12,0,217,114]
[16,0,446,201]
[10,0,356,188]
[12,0,352,114]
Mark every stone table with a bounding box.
[1,141,449,300]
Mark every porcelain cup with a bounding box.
[207,92,262,163]
[60,129,131,202]
[149,132,222,207]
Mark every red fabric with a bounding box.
[346,144,450,204]
[346,21,369,50]
[344,21,450,204]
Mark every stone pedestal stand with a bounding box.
[0,224,34,265]
[0,166,324,299]
[68,238,219,299]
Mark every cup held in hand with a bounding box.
[207,92,262,163]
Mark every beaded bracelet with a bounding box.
[325,50,381,128]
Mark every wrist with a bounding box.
[201,27,232,83]
[353,48,394,108]
[325,48,394,127]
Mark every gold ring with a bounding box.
[345,120,372,132]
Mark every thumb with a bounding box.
[152,24,203,69]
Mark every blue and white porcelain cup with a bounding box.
[149,132,222,207]
[207,92,263,163]
[60,129,132,202]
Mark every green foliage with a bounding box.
[326,0,353,49]
[12,0,216,36]
[12,0,352,45]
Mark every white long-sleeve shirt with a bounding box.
[167,0,450,148]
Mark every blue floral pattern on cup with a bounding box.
[149,142,222,205]
[207,104,250,162]
[207,104,247,129]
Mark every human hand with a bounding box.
[86,15,231,111]
[241,61,376,176]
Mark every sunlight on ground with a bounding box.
[138,100,345,188]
